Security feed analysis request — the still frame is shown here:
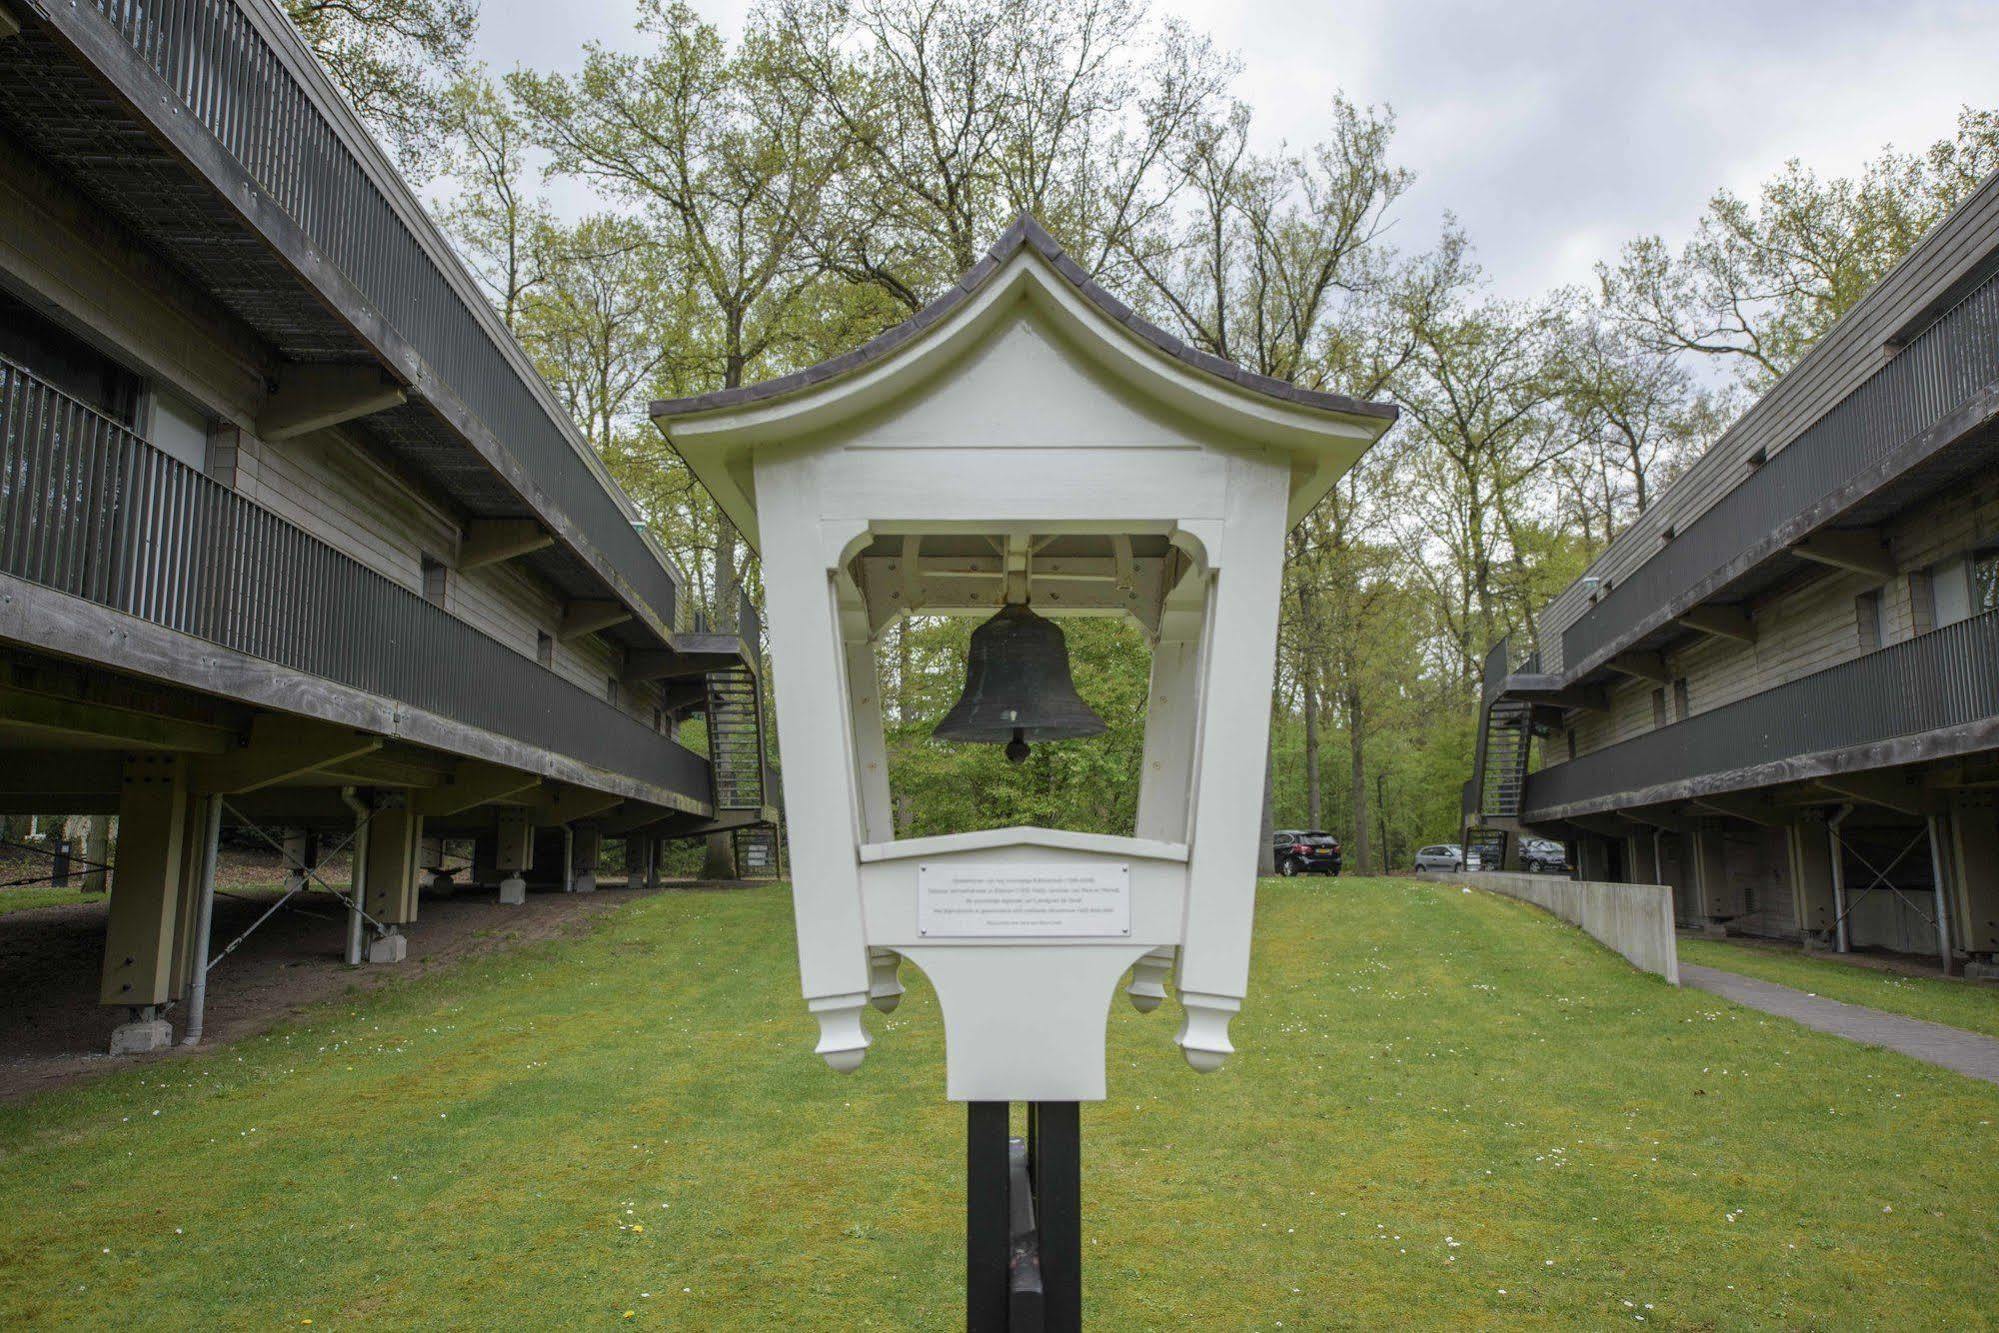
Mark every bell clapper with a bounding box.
[1005,727,1029,763]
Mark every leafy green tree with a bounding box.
[1598,106,1999,390]
[284,0,478,178]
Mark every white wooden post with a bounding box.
[844,623,905,1012]
[759,485,874,1070]
[1174,461,1289,1069]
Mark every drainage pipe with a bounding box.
[340,788,370,966]
[1828,803,1853,954]
[179,795,224,1046]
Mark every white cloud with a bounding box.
[469,0,1999,299]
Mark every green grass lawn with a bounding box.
[1679,936,1999,1040]
[1,879,1995,1329]
[0,887,104,916]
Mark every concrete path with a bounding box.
[1681,963,1999,1086]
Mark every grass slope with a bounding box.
[0,888,105,916]
[1679,936,1999,1041]
[0,879,1994,1329]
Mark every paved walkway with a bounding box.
[1681,963,1999,1086]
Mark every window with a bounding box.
[1566,731,1577,762]
[1672,677,1690,722]
[1974,548,1999,616]
[1855,588,1884,651]
[605,676,620,705]
[536,631,554,668]
[1933,555,1973,628]
[420,554,449,608]
[0,288,142,427]
[143,384,210,472]
[1651,688,1667,728]
[652,706,664,733]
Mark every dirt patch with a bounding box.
[0,875,705,1102]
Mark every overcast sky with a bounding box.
[472,0,1999,302]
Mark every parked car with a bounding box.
[1520,837,1570,875]
[1272,830,1343,877]
[1414,844,1467,873]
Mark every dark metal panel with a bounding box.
[0,2,686,638]
[1563,269,1999,673]
[0,355,711,801]
[1523,609,1999,818]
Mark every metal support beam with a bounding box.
[190,717,382,794]
[458,519,554,571]
[1791,529,1895,579]
[1675,605,1757,644]
[259,363,406,440]
[1819,771,1943,817]
[1606,651,1672,685]
[1926,813,1956,973]
[413,764,541,819]
[559,599,633,642]
[1689,793,1792,827]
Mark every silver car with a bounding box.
[1413,844,1466,873]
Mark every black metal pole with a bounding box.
[1030,1102,1081,1332]
[967,1102,1012,1332]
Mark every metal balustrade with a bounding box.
[77,0,682,628]
[0,357,711,799]
[1524,608,1999,816]
[1562,266,1999,671]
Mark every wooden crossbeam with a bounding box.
[190,716,382,795]
[559,599,633,642]
[459,519,553,571]
[1606,651,1672,685]
[259,364,406,441]
[1675,605,1757,644]
[1790,529,1895,579]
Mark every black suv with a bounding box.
[1520,837,1570,875]
[1272,830,1343,877]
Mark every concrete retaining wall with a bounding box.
[1422,870,1679,985]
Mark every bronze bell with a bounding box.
[933,602,1106,762]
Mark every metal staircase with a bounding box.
[703,665,768,814]
[1476,700,1533,819]
[732,823,782,879]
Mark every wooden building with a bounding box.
[1468,168,1999,975]
[0,0,772,1050]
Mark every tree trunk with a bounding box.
[1375,770,1390,874]
[1346,682,1369,873]
[1256,734,1277,876]
[1301,668,1322,830]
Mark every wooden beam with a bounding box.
[413,763,541,819]
[190,716,382,795]
[1606,651,1672,685]
[528,785,626,827]
[1622,805,1693,833]
[0,7,20,41]
[1790,530,1895,579]
[0,681,233,753]
[1818,771,1943,817]
[0,750,122,810]
[1689,793,1792,827]
[559,599,632,643]
[459,519,553,572]
[1675,605,1757,644]
[1550,684,1610,712]
[259,364,406,441]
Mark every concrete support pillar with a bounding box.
[100,755,189,1051]
[1787,813,1838,944]
[571,826,601,893]
[362,804,422,951]
[168,794,219,998]
[1690,820,1744,926]
[1625,833,1659,885]
[1946,793,1999,975]
[495,809,532,905]
[281,831,318,894]
[81,815,111,893]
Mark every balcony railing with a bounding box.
[1524,608,1999,817]
[1562,265,1999,672]
[72,0,681,630]
[0,357,711,800]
